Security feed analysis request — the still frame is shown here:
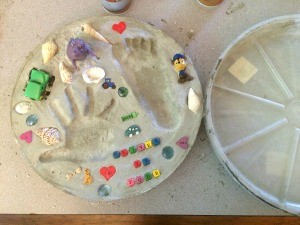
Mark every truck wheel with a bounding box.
[102,83,109,89]
[49,76,55,87]
[112,84,116,89]
[45,91,51,96]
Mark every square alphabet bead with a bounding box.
[133,160,141,168]
[120,149,129,157]
[152,169,161,178]
[152,137,160,146]
[142,157,151,166]
[136,175,144,184]
[144,172,152,181]
[129,146,137,154]
[127,178,135,187]
[137,143,146,151]
[145,140,153,149]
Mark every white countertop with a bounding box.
[0,0,298,214]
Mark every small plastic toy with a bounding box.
[121,112,139,122]
[67,38,97,69]
[24,68,55,101]
[172,53,193,84]
[124,125,141,137]
[102,78,116,89]
[83,168,93,184]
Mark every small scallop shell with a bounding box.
[36,127,60,145]
[188,88,202,113]
[15,101,31,114]
[81,24,111,44]
[82,67,105,84]
[59,62,73,84]
[42,40,58,64]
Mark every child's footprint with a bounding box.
[112,37,180,130]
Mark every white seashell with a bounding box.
[59,62,73,85]
[188,88,202,113]
[82,67,105,84]
[15,101,31,114]
[42,40,58,64]
[81,24,111,44]
[75,167,82,174]
[36,127,60,145]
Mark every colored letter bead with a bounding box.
[121,149,129,157]
[137,143,146,151]
[145,140,153,149]
[152,137,160,146]
[136,175,144,184]
[127,178,135,187]
[113,151,120,159]
[144,172,152,181]
[133,160,141,168]
[142,157,151,166]
[152,169,161,178]
[129,146,136,154]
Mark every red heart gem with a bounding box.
[176,136,189,149]
[100,166,116,181]
[19,130,33,143]
[112,22,126,34]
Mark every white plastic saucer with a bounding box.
[205,15,300,214]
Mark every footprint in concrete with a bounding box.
[112,37,180,129]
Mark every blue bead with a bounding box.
[26,114,38,126]
[142,157,151,166]
[98,184,112,197]
[152,137,160,146]
[113,151,120,159]
[162,146,174,160]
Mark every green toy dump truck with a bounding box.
[24,68,55,101]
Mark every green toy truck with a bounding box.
[24,68,55,101]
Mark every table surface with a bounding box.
[0,0,298,215]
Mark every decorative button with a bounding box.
[133,160,141,168]
[26,115,38,126]
[162,146,174,160]
[137,143,146,151]
[98,184,112,197]
[129,146,137,154]
[120,149,129,157]
[152,169,161,178]
[144,172,152,181]
[145,140,152,149]
[136,175,144,184]
[113,151,120,159]
[142,157,151,166]
[127,178,135,187]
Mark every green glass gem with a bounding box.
[118,87,129,97]
[26,114,38,126]
[144,172,152,181]
[98,184,112,197]
[162,146,174,160]
[129,146,136,154]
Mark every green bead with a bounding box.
[144,172,152,181]
[162,146,174,160]
[98,184,112,197]
[129,146,136,154]
[118,87,128,97]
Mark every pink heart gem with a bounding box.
[112,22,126,34]
[176,136,189,149]
[19,130,33,143]
[100,166,116,181]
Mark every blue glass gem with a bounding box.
[142,157,151,166]
[98,184,112,197]
[162,146,174,160]
[152,137,161,146]
[26,114,38,126]
[113,151,120,159]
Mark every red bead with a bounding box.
[120,149,129,157]
[133,160,141,168]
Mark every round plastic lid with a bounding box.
[205,15,300,214]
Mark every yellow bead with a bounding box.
[145,140,153,149]
[152,169,161,178]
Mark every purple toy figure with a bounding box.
[67,38,97,69]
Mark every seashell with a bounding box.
[15,101,31,114]
[36,127,60,145]
[42,40,58,64]
[59,62,73,84]
[188,88,202,113]
[75,167,82,174]
[82,67,105,84]
[81,24,111,44]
